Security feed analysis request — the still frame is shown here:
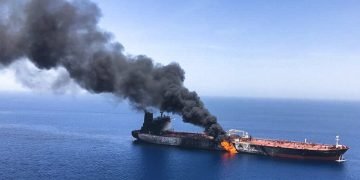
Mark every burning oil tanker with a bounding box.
[0,0,350,163]
[132,112,349,162]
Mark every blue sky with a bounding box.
[1,0,360,100]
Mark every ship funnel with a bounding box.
[140,111,153,133]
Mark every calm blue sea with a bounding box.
[0,92,359,179]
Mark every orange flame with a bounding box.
[220,141,238,154]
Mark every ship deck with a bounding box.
[245,138,348,151]
[162,131,214,140]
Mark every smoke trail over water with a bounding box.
[0,0,225,137]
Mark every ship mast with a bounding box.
[336,135,341,148]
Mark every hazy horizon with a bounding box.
[1,0,359,101]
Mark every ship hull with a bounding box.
[132,130,221,151]
[134,112,349,161]
[238,144,347,161]
[132,130,348,161]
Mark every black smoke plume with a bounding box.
[0,0,225,137]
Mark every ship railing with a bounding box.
[252,137,340,148]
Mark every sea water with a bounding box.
[0,93,359,179]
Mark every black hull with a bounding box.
[132,130,221,151]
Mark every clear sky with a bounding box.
[1,0,359,100]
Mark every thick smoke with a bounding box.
[0,0,225,137]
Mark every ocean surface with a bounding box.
[0,92,359,179]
